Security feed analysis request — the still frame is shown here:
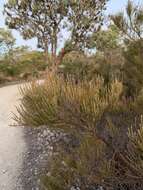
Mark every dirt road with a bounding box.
[0,83,51,190]
[0,84,26,189]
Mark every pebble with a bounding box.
[18,126,55,189]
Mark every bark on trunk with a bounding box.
[44,39,49,64]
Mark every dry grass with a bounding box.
[14,73,143,189]
[14,72,123,130]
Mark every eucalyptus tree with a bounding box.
[90,25,120,53]
[0,28,15,54]
[4,0,108,63]
[68,0,107,50]
[4,0,68,57]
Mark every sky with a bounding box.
[0,0,139,50]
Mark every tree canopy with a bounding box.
[111,0,143,41]
[4,0,108,56]
[91,25,120,52]
[0,28,15,54]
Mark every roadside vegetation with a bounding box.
[0,30,47,84]
[1,0,143,189]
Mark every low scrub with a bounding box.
[0,51,47,84]
[14,72,122,127]
[14,73,143,190]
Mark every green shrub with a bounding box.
[14,72,123,127]
[40,120,143,190]
[59,51,90,81]
[58,51,123,84]
[123,40,143,97]
[0,50,48,82]
[15,73,143,190]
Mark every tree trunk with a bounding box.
[57,48,66,65]
[44,39,49,63]
[52,29,58,66]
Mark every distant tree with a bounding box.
[0,28,15,54]
[4,45,30,64]
[91,25,120,52]
[4,0,108,64]
[86,25,124,84]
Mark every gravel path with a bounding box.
[0,84,51,190]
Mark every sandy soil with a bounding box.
[0,84,26,190]
[0,83,54,190]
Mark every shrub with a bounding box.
[123,40,143,97]
[41,115,143,190]
[58,51,91,81]
[14,72,143,189]
[14,72,123,128]
[15,73,143,190]
[0,50,48,82]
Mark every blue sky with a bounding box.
[0,0,139,50]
